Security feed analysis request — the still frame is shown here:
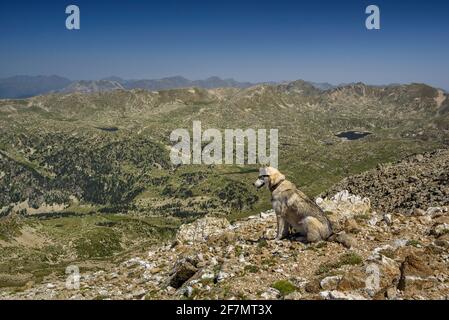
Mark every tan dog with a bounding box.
[254,167,332,242]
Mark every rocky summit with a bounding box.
[1,190,448,300]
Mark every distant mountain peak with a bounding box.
[59,80,124,94]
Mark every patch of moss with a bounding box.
[258,238,268,248]
[271,280,297,296]
[234,245,243,257]
[338,252,363,265]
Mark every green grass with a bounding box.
[75,228,122,259]
[234,245,243,257]
[0,217,22,241]
[379,248,396,259]
[316,252,363,275]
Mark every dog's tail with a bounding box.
[328,231,356,248]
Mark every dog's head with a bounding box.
[253,167,285,190]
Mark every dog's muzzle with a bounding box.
[254,175,269,189]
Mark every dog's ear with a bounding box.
[259,167,269,176]
[269,170,285,186]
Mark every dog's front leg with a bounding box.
[276,215,290,240]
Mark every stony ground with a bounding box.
[1,190,448,300]
[325,149,449,214]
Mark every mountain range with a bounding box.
[0,75,258,98]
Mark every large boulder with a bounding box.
[176,216,230,244]
[397,253,436,294]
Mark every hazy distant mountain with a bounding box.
[60,80,125,94]
[309,82,335,90]
[122,76,255,91]
[192,76,254,89]
[0,75,72,98]
[0,75,257,98]
[101,76,126,83]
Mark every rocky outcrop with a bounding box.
[324,149,449,214]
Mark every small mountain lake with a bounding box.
[95,126,119,132]
[335,131,372,140]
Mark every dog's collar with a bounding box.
[269,180,284,193]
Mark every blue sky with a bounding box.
[1,0,448,89]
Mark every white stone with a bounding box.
[426,207,447,216]
[260,210,275,219]
[368,216,378,226]
[383,214,393,225]
[185,286,193,298]
[201,272,215,280]
[261,288,281,300]
[320,275,343,290]
[216,271,229,282]
[433,223,449,237]
[284,291,303,300]
[320,290,367,300]
[392,239,408,248]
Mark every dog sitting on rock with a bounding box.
[254,167,333,242]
